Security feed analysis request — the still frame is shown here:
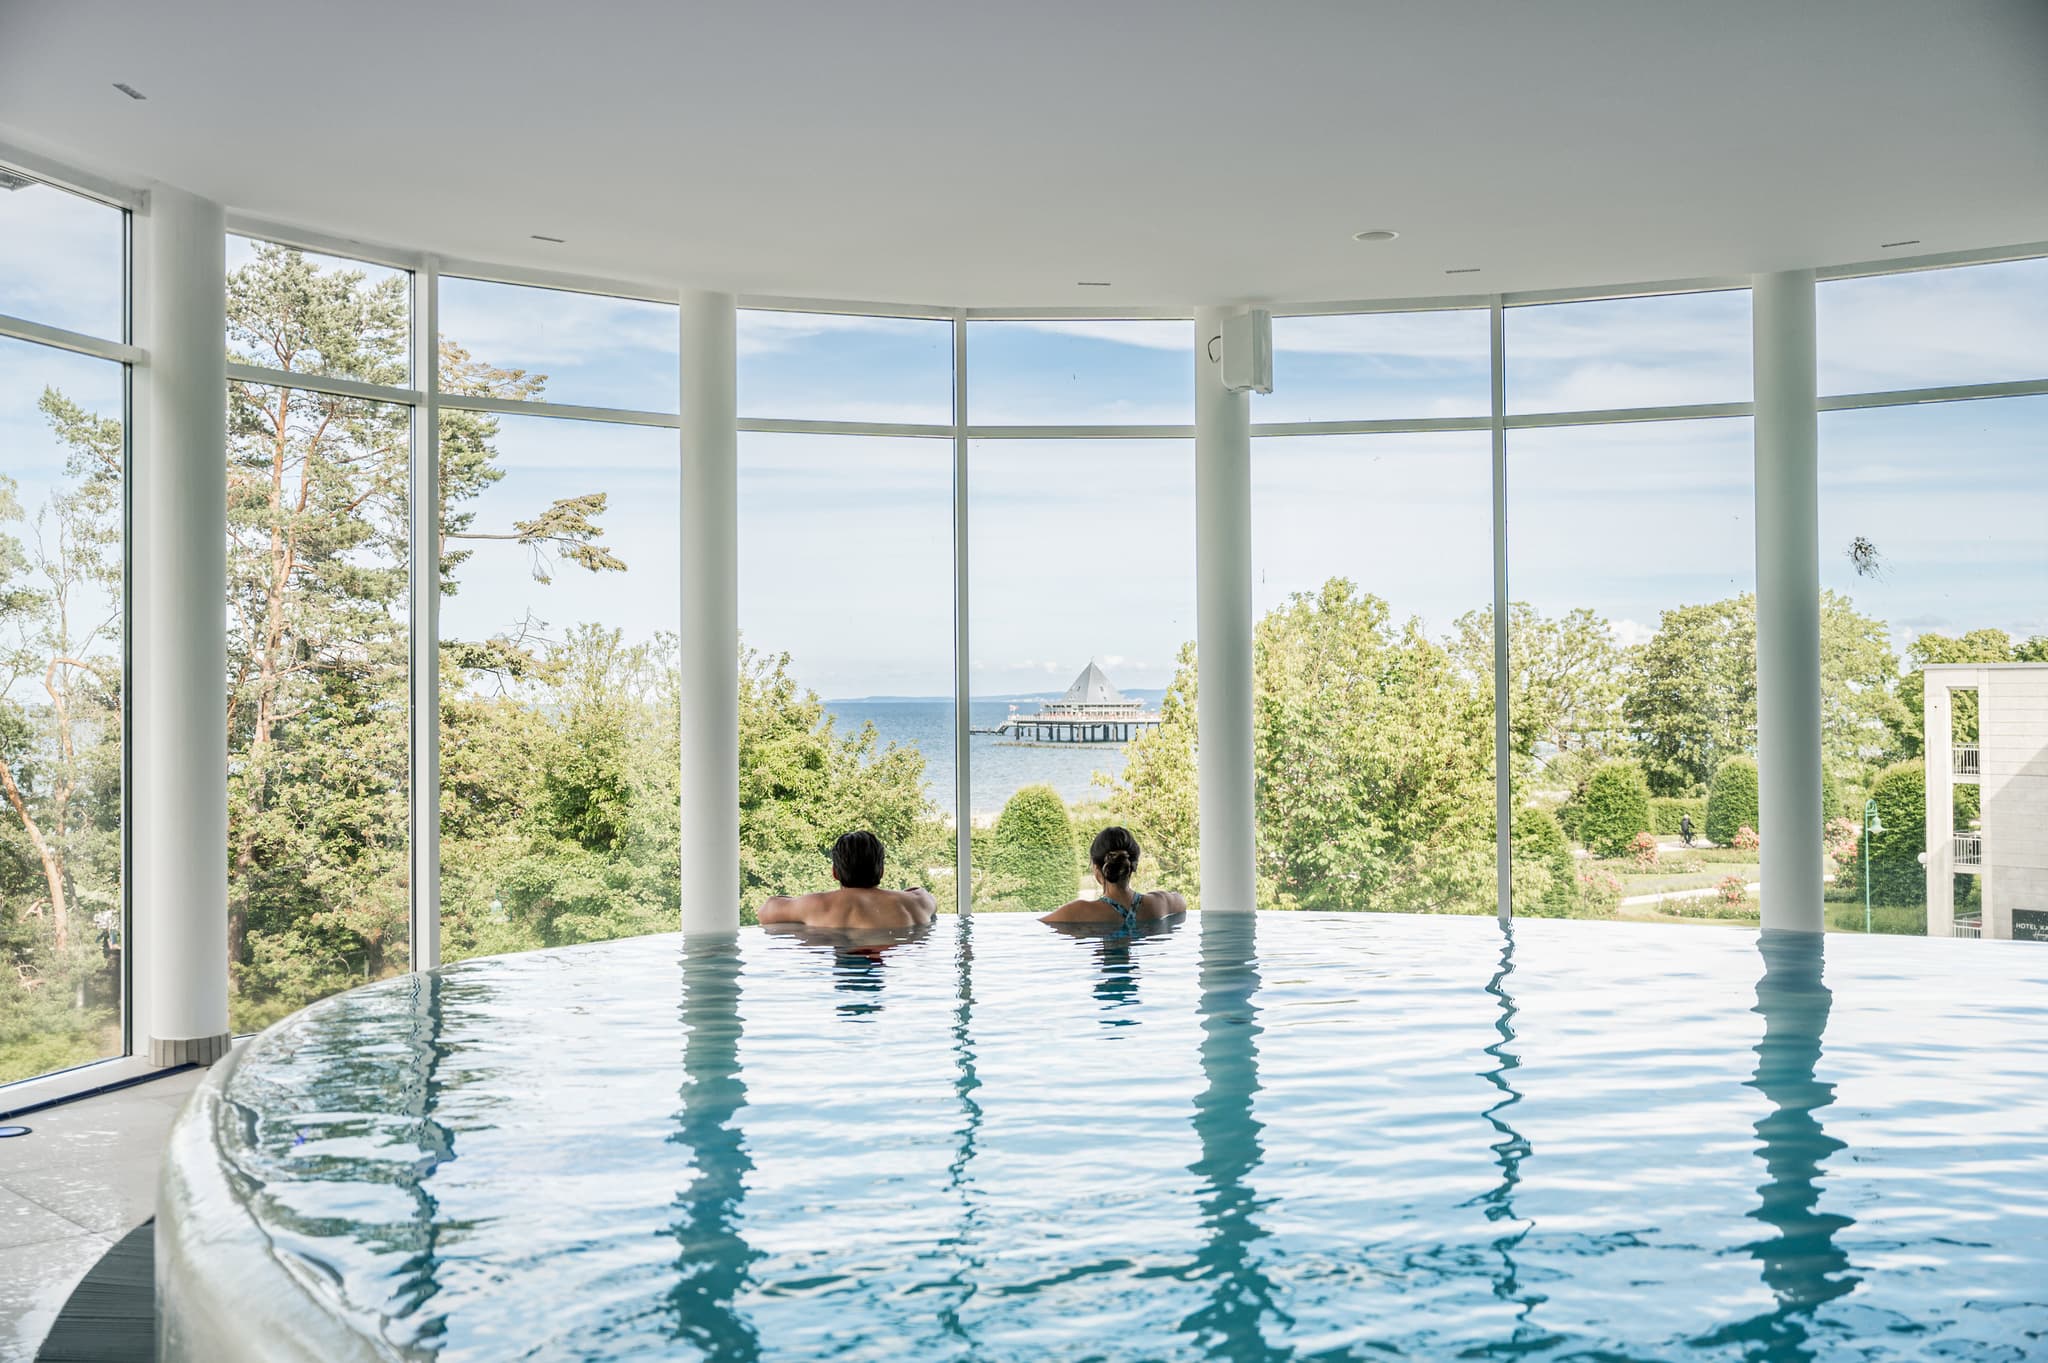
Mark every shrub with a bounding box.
[1628,831,1661,869]
[1733,825,1760,852]
[1717,873,1749,905]
[1579,759,1653,858]
[1650,796,1706,836]
[1512,805,1577,916]
[1576,866,1623,914]
[986,784,1080,910]
[1823,815,1859,862]
[1704,756,1760,846]
[1864,760,1927,907]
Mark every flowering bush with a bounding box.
[1717,873,1750,905]
[1577,866,1624,913]
[1628,831,1661,869]
[1733,825,1760,853]
[1824,815,1859,863]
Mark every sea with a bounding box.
[825,693,1166,821]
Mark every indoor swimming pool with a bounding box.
[160,914,2048,1361]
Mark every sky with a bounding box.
[3,185,2045,704]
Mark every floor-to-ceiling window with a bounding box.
[0,173,128,1083]
[735,308,957,920]
[966,320,1195,910]
[1816,256,2048,935]
[1248,309,1498,913]
[1504,289,1760,926]
[436,277,681,958]
[223,236,413,1029]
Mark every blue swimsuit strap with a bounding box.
[1099,889,1141,930]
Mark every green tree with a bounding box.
[1579,759,1653,858]
[1857,760,1927,906]
[985,784,1079,911]
[1454,603,1623,759]
[1704,756,1760,846]
[1894,628,2048,757]
[1103,640,1201,900]
[1511,804,1576,916]
[1115,580,1497,914]
[1624,592,1899,794]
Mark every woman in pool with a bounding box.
[1040,826,1186,929]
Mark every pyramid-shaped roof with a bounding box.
[1059,660,1127,706]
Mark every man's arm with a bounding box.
[900,887,937,917]
[758,892,824,925]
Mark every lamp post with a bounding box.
[1861,797,1885,934]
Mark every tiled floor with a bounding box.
[0,1067,206,1363]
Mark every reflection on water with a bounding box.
[1179,913,1290,1360]
[1696,929,1857,1362]
[1044,916,1186,1024]
[205,914,2048,1361]
[666,934,759,1358]
[760,920,933,1020]
[1469,926,1548,1352]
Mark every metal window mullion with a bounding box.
[438,391,679,429]
[225,361,420,407]
[964,423,1196,441]
[1490,297,1512,928]
[1817,377,2048,411]
[1250,415,1494,438]
[0,311,143,365]
[738,416,954,439]
[1504,401,1754,429]
[409,259,442,971]
[952,318,973,915]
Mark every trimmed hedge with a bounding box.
[1863,760,1926,907]
[1580,759,1653,859]
[1512,805,1577,917]
[1651,797,1706,837]
[1705,756,1760,847]
[988,784,1080,909]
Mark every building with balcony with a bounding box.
[1923,664,2048,940]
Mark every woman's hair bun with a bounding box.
[1090,825,1141,884]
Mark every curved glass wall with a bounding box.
[0,174,128,1086]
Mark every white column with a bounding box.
[951,318,972,912]
[134,186,230,1064]
[1194,307,1256,912]
[1924,678,1954,936]
[679,290,740,932]
[409,257,442,969]
[1753,270,1824,933]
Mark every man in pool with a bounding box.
[756,830,938,929]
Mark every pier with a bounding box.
[970,661,1163,746]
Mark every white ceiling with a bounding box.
[2,0,2044,307]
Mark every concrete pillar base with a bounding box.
[151,1033,231,1067]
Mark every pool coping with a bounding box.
[156,1029,400,1363]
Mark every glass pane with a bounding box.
[438,414,679,959]
[739,311,952,424]
[227,382,409,1031]
[1819,256,2048,395]
[1508,419,1756,925]
[1819,396,2048,938]
[227,235,410,383]
[0,338,124,1084]
[738,434,955,919]
[1253,310,1491,423]
[966,321,1191,425]
[0,176,124,340]
[1507,290,1751,414]
[1250,433,1497,912]
[968,439,1196,908]
[439,277,678,412]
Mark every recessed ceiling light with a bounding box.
[1352,229,1399,243]
[530,234,565,244]
[1444,267,1481,275]
[1076,280,1112,287]
[1879,238,1921,249]
[112,82,146,100]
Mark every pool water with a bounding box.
[195,914,2048,1361]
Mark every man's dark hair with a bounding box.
[831,831,886,889]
